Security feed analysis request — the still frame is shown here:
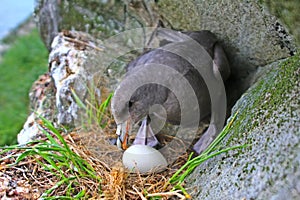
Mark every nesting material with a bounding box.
[0,126,191,199]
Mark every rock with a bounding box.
[18,73,56,144]
[18,113,41,145]
[35,0,124,50]
[28,73,56,119]
[263,0,300,44]
[18,31,111,143]
[35,0,60,51]
[186,55,300,199]
[49,31,105,126]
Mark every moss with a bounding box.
[156,0,200,30]
[58,0,124,38]
[263,0,300,44]
[228,54,300,142]
[185,55,300,198]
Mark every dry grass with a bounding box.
[0,120,192,200]
[0,109,243,199]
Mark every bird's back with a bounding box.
[124,30,218,125]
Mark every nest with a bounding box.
[0,120,197,199]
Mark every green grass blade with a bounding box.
[38,125,59,146]
[38,116,99,180]
[40,176,76,198]
[168,111,248,190]
[73,190,86,198]
[202,111,239,155]
[0,114,101,198]
[71,88,87,110]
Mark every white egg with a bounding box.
[122,144,168,173]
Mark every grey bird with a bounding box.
[111,29,230,154]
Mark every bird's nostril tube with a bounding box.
[128,100,133,108]
[148,104,167,134]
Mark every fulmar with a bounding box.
[111,29,230,154]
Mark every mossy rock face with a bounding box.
[35,0,124,49]
[186,55,300,199]
[263,0,300,45]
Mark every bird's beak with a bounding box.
[116,119,131,150]
[133,117,159,147]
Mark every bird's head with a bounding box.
[111,81,150,149]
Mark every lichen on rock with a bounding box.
[186,55,300,199]
[18,31,110,143]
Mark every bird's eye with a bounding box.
[128,101,134,108]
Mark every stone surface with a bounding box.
[263,0,300,44]
[186,55,300,199]
[49,31,104,126]
[35,0,124,50]
[17,73,56,144]
[18,31,112,143]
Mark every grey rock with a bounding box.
[263,0,300,44]
[186,56,300,199]
[18,31,109,143]
[49,31,108,126]
[35,0,124,50]
[35,0,60,51]
[18,73,56,144]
